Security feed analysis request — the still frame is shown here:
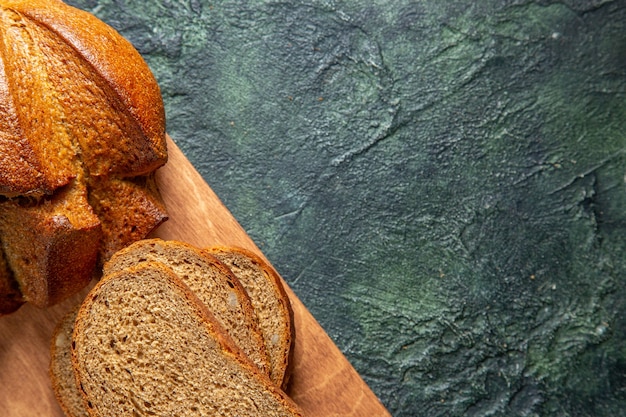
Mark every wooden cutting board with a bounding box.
[0,136,390,417]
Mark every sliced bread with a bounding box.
[49,306,89,417]
[71,261,304,417]
[206,246,295,390]
[103,238,270,375]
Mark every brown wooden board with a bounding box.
[0,136,390,417]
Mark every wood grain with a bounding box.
[0,136,390,417]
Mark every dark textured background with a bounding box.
[67,1,626,415]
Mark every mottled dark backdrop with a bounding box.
[67,1,626,415]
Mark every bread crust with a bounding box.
[88,176,168,264]
[0,180,101,307]
[1,0,167,179]
[0,0,168,309]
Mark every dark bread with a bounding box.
[71,262,305,417]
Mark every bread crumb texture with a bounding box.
[104,239,270,375]
[207,246,295,390]
[72,263,304,416]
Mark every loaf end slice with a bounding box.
[50,306,89,417]
[206,246,295,390]
[71,262,304,417]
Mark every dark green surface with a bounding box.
[67,0,626,415]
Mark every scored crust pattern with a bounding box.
[0,0,168,311]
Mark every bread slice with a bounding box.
[50,306,89,417]
[206,246,295,390]
[103,239,270,375]
[71,261,304,417]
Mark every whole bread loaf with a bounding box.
[0,0,168,310]
[71,262,304,417]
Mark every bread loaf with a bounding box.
[103,239,270,375]
[88,177,168,263]
[0,180,102,307]
[0,0,168,310]
[206,246,295,390]
[71,262,305,417]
